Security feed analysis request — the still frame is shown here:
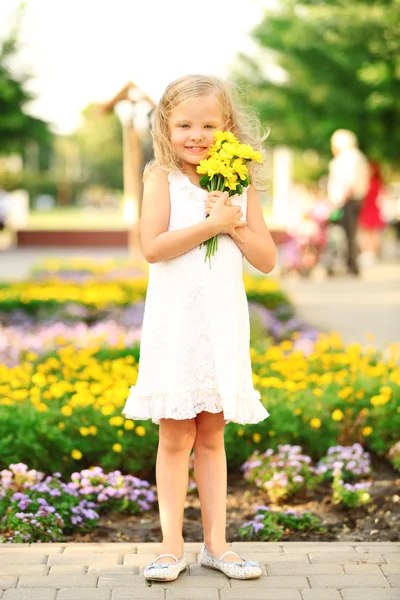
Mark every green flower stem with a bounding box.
[203,175,226,268]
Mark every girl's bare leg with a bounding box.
[154,417,196,564]
[193,410,244,562]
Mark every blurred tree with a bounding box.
[72,103,123,190]
[235,0,400,165]
[0,3,53,167]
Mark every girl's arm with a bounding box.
[140,168,220,263]
[235,185,276,274]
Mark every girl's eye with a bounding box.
[205,125,215,129]
[180,124,189,128]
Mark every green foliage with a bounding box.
[331,472,372,508]
[72,103,123,190]
[234,0,400,165]
[0,4,53,160]
[240,507,326,541]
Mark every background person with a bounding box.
[327,129,370,275]
[358,161,386,266]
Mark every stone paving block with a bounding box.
[48,566,87,576]
[343,564,383,575]
[220,589,302,600]
[284,545,357,553]
[386,574,400,587]
[381,564,400,575]
[136,543,202,554]
[161,576,230,589]
[0,579,17,590]
[182,552,197,565]
[281,542,354,547]
[188,563,236,578]
[56,589,111,600]
[112,589,165,599]
[166,588,219,600]
[308,574,389,588]
[309,552,385,564]
[355,544,400,552]
[261,553,311,563]
[88,566,139,577]
[0,554,47,566]
[48,553,120,566]
[0,566,48,577]
[383,553,400,564]
[122,554,157,566]
[0,546,63,554]
[63,544,136,554]
[98,575,147,588]
[267,562,343,576]
[300,591,341,600]
[230,575,308,589]
[3,589,56,600]
[18,575,97,588]
[341,590,400,600]
[231,542,284,552]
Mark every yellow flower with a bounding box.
[61,405,73,416]
[370,394,390,406]
[310,418,322,429]
[253,433,261,443]
[362,426,373,436]
[109,416,124,427]
[237,428,244,436]
[227,175,238,191]
[58,422,65,430]
[124,420,135,430]
[380,386,392,395]
[331,409,344,422]
[268,430,275,437]
[294,408,302,415]
[88,426,98,435]
[251,151,263,163]
[135,425,146,436]
[71,449,82,460]
[235,144,256,160]
[232,158,248,181]
[112,443,122,452]
[79,427,90,436]
[313,388,323,397]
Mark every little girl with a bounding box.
[122,74,276,582]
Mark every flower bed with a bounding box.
[0,259,399,544]
[0,334,398,478]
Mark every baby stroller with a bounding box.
[320,207,352,277]
[280,201,330,277]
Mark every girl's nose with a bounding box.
[190,131,203,141]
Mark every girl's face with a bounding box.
[168,94,225,169]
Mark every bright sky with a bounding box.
[0,0,268,134]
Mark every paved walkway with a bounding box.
[0,542,399,599]
[279,262,400,349]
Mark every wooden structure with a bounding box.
[101,81,156,258]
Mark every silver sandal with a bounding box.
[143,552,187,581]
[199,543,262,579]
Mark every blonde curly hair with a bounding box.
[146,74,269,190]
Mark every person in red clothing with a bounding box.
[358,161,386,266]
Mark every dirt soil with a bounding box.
[66,455,400,544]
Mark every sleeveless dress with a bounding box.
[122,171,270,425]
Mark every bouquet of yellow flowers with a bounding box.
[196,131,262,267]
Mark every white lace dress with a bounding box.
[122,171,270,425]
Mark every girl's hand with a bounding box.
[207,191,247,243]
[205,190,227,214]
